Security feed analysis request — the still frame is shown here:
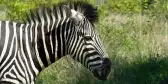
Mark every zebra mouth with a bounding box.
[92,58,111,81]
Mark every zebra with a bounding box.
[0,1,111,84]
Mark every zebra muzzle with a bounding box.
[92,58,111,81]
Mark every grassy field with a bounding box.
[1,0,168,84]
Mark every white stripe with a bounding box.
[54,7,61,59]
[61,9,66,25]
[39,14,51,65]
[79,43,85,62]
[12,63,26,84]
[18,51,29,84]
[1,78,19,84]
[54,35,58,61]
[45,9,50,32]
[30,22,34,42]
[56,7,61,28]
[13,24,26,83]
[70,35,78,55]
[34,21,44,68]
[4,72,16,78]
[0,21,10,62]
[85,54,100,66]
[0,21,1,40]
[20,24,32,84]
[50,8,56,54]
[88,60,102,68]
[25,24,39,75]
[31,81,35,84]
[13,22,26,77]
[15,60,26,80]
[63,19,70,55]
[0,60,14,78]
[82,48,89,65]
[0,30,14,69]
[0,36,16,77]
[45,8,54,56]
[59,9,67,56]
[75,38,83,60]
[73,38,81,60]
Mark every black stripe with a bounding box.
[82,47,95,61]
[15,53,26,77]
[59,6,63,18]
[51,28,56,63]
[37,24,48,67]
[37,39,48,67]
[61,20,68,56]
[0,81,15,84]
[86,56,101,68]
[66,21,74,47]
[83,49,98,67]
[57,22,62,59]
[89,63,101,69]
[21,25,36,78]
[45,31,55,63]
[0,32,16,76]
[10,64,23,83]
[0,21,6,66]
[28,40,42,71]
[69,34,77,57]
[73,38,83,61]
[0,21,14,72]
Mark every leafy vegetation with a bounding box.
[1,0,168,84]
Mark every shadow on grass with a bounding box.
[36,56,168,84]
[75,57,168,84]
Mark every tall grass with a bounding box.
[97,13,168,84]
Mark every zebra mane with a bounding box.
[25,1,98,24]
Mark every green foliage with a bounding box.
[98,0,168,18]
[108,0,141,13]
[0,0,62,21]
[1,0,168,21]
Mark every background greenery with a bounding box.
[1,0,168,84]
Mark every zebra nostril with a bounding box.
[103,58,111,66]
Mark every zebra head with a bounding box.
[65,2,111,80]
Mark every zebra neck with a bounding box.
[29,19,68,69]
